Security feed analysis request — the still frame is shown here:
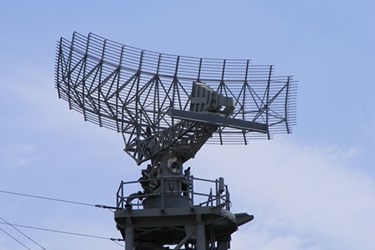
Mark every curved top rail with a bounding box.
[55,32,297,145]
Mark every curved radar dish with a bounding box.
[55,32,297,165]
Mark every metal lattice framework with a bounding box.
[55,32,297,149]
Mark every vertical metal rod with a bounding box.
[125,226,134,250]
[121,181,124,209]
[215,179,219,206]
[242,60,250,144]
[191,176,194,205]
[217,60,226,145]
[154,54,162,129]
[116,46,125,133]
[197,58,202,81]
[196,222,206,250]
[221,59,226,84]
[171,56,180,125]
[66,32,76,110]
[266,65,273,140]
[116,186,119,208]
[226,185,230,211]
[82,34,91,122]
[285,76,291,133]
[135,51,144,140]
[97,39,107,127]
[56,37,63,99]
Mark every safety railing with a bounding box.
[116,175,231,211]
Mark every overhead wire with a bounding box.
[0,189,116,211]
[111,240,125,247]
[0,221,123,244]
[0,216,47,250]
[0,189,123,247]
[0,227,32,250]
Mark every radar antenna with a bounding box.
[55,32,297,250]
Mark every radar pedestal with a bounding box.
[115,82,253,250]
[115,82,254,249]
[115,164,253,250]
[55,32,297,250]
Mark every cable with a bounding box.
[0,221,123,242]
[0,227,31,250]
[111,239,125,247]
[0,189,95,207]
[0,189,115,211]
[0,189,122,247]
[0,216,47,250]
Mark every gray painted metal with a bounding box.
[169,109,268,133]
[115,175,253,249]
[55,32,297,158]
[54,32,297,249]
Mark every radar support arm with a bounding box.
[125,81,241,165]
[124,120,217,165]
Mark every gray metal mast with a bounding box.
[55,32,297,250]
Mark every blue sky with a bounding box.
[1,1,374,249]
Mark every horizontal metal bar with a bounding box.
[169,109,268,133]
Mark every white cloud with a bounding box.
[233,227,321,250]
[192,139,375,250]
[40,213,120,250]
[3,70,374,249]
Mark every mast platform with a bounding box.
[115,175,253,250]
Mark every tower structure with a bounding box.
[55,32,297,249]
